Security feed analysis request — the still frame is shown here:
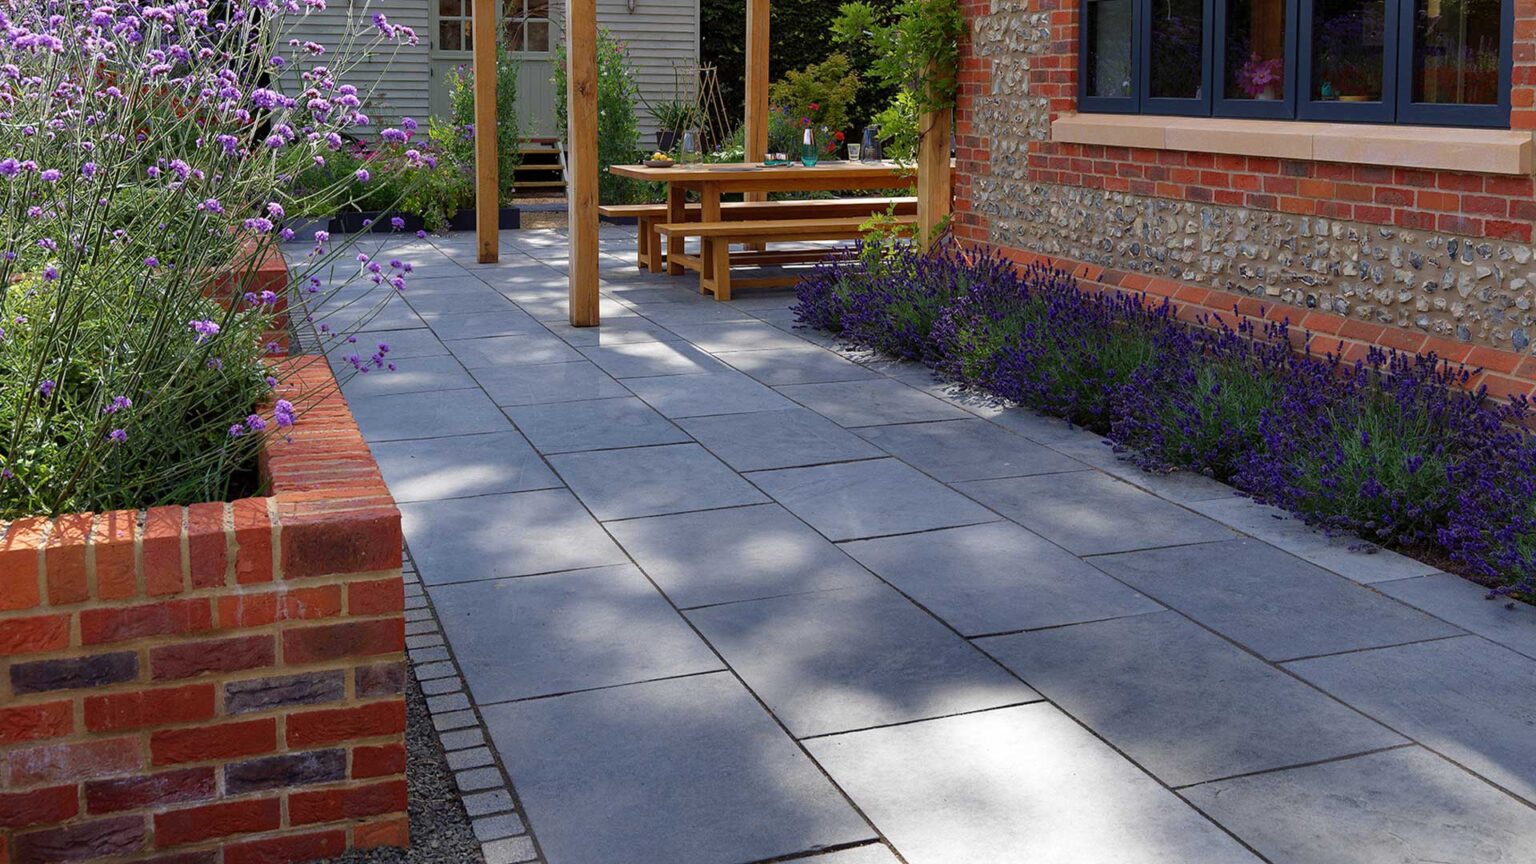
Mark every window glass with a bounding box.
[1226,0,1287,98]
[1150,0,1206,99]
[1412,0,1501,104]
[1311,0,1387,101]
[1086,0,1135,98]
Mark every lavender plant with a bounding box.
[0,0,426,518]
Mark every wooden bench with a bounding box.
[599,197,916,273]
[654,214,918,301]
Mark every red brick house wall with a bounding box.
[0,358,406,864]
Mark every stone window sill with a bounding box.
[1050,114,1533,176]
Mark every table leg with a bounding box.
[698,184,721,295]
[665,184,686,276]
[635,216,649,269]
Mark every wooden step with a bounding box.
[513,180,567,189]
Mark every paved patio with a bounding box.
[305,228,1536,864]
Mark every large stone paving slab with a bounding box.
[506,397,690,454]
[1191,496,1439,583]
[979,611,1404,787]
[580,341,729,378]
[349,387,510,442]
[1285,635,1536,802]
[401,490,629,584]
[855,419,1087,482]
[607,504,876,608]
[751,458,998,541]
[1376,572,1536,661]
[664,321,816,353]
[777,379,973,427]
[956,472,1233,555]
[446,333,585,369]
[471,361,632,407]
[1090,539,1462,661]
[429,565,723,704]
[715,345,881,385]
[368,431,559,502]
[687,585,1038,738]
[1184,747,1536,863]
[840,522,1162,636]
[549,443,769,521]
[623,370,796,418]
[339,355,477,398]
[806,703,1260,863]
[677,408,885,472]
[481,672,876,864]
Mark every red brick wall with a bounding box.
[953,0,1536,391]
[0,358,406,864]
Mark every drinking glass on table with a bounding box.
[847,143,862,161]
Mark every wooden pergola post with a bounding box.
[744,0,769,166]
[566,0,601,325]
[473,0,498,264]
[916,105,952,248]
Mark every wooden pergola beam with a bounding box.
[473,0,498,264]
[566,0,600,326]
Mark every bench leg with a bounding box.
[666,185,686,276]
[709,237,732,301]
[635,217,650,269]
[646,221,664,273]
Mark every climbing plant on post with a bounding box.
[833,0,963,246]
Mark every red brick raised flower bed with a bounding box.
[0,357,406,864]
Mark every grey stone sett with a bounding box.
[438,727,487,752]
[482,835,540,864]
[455,767,505,793]
[419,676,463,696]
[473,813,527,842]
[461,788,516,817]
[447,746,497,771]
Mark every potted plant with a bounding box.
[429,43,524,231]
[649,99,699,153]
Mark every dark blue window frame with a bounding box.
[1077,0,1512,127]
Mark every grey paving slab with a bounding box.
[579,340,730,378]
[664,321,816,353]
[630,300,759,326]
[327,327,447,360]
[1186,747,1536,863]
[471,360,631,407]
[1091,539,1463,661]
[481,672,876,864]
[956,472,1234,556]
[446,333,585,369]
[506,397,690,454]
[1191,496,1440,583]
[966,404,1105,445]
[1046,438,1236,503]
[751,458,998,541]
[404,287,518,315]
[677,407,886,472]
[419,309,548,339]
[1377,572,1536,660]
[1285,635,1536,802]
[606,504,876,608]
[368,431,559,503]
[338,354,477,399]
[430,565,722,704]
[806,703,1261,864]
[349,387,510,442]
[622,370,796,418]
[542,318,683,347]
[714,345,882,385]
[841,522,1162,636]
[401,490,629,584]
[777,379,973,427]
[688,584,1038,738]
[855,419,1088,482]
[980,611,1404,787]
[549,443,769,521]
[792,847,902,864]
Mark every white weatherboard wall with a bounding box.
[593,0,703,147]
[286,0,433,131]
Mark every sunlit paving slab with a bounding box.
[481,673,877,864]
[340,355,477,398]
[840,521,1162,636]
[606,504,877,608]
[368,431,560,502]
[470,361,633,407]
[687,584,1039,738]
[505,396,691,454]
[714,344,884,385]
[401,490,629,585]
[623,369,797,418]
[855,419,1088,482]
[1181,747,1536,864]
[579,340,731,378]
[956,471,1235,556]
[978,612,1405,787]
[1090,539,1464,661]
[429,564,724,704]
[349,387,511,442]
[676,407,886,472]
[750,458,998,541]
[1377,572,1536,660]
[549,443,769,521]
[1285,635,1536,802]
[806,703,1261,863]
[777,378,974,427]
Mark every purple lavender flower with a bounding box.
[107,429,128,444]
[38,379,55,397]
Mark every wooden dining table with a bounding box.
[607,160,916,277]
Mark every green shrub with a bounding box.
[769,53,862,136]
[430,42,523,205]
[555,31,665,204]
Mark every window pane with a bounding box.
[1225,0,1286,99]
[1311,0,1386,101]
[1086,0,1134,98]
[1150,0,1206,99]
[1412,0,1501,104]
[440,0,463,16]
[439,20,462,51]
[505,21,525,51]
[526,21,550,51]
[527,0,550,17]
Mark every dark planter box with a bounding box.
[446,207,522,232]
[657,130,678,153]
[334,210,426,234]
